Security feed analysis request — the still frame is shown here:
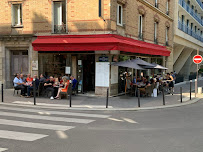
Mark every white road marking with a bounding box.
[56,131,68,139]
[12,101,113,108]
[0,148,8,152]
[0,112,94,124]
[108,118,124,122]
[0,106,110,118]
[0,130,48,141]
[121,118,138,124]
[0,119,74,131]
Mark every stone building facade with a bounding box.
[0,0,173,95]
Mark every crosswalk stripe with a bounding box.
[0,112,94,124]
[0,130,48,141]
[0,148,8,152]
[0,119,74,131]
[0,106,110,118]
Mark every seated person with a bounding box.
[54,75,60,86]
[39,74,46,83]
[70,76,78,90]
[26,73,33,86]
[13,73,26,96]
[54,78,70,99]
[44,76,55,100]
[26,75,39,98]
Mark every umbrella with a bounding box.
[111,60,146,94]
[131,58,155,67]
[144,63,168,70]
[111,60,145,70]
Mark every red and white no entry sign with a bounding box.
[193,55,202,64]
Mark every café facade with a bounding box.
[31,34,170,96]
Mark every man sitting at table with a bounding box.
[44,76,55,100]
[26,75,39,98]
[39,74,46,83]
[70,76,77,90]
[13,73,26,96]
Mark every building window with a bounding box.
[154,22,158,44]
[12,4,22,26]
[99,0,102,17]
[117,4,123,26]
[138,15,143,40]
[165,27,169,46]
[53,1,66,33]
[155,0,159,8]
[166,0,169,15]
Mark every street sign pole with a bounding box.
[194,50,201,98]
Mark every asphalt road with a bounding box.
[0,99,203,152]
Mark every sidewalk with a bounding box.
[2,79,203,110]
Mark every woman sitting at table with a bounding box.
[54,78,70,99]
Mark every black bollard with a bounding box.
[190,80,192,100]
[138,88,140,107]
[162,88,165,105]
[33,80,36,105]
[106,88,109,108]
[69,89,72,107]
[180,87,182,103]
[1,84,3,103]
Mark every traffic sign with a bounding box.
[193,55,202,64]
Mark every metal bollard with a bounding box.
[162,88,165,105]
[106,88,109,108]
[69,89,72,107]
[33,81,36,105]
[1,84,3,103]
[180,87,182,103]
[138,88,140,107]
[190,80,192,100]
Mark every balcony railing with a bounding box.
[54,24,66,34]
[138,32,144,41]
[154,38,158,44]
[179,0,203,26]
[196,0,203,9]
[178,20,203,42]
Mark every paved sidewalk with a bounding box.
[2,79,203,110]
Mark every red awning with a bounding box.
[32,34,170,56]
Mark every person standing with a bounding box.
[166,73,174,95]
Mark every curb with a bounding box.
[0,97,201,111]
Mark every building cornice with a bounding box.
[137,0,173,22]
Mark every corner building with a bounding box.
[0,0,173,96]
[173,0,203,80]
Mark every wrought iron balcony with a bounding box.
[154,38,158,44]
[155,3,159,8]
[179,0,203,26]
[165,41,169,46]
[54,24,66,34]
[138,32,144,41]
[178,20,203,42]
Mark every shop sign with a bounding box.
[99,55,108,62]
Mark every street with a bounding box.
[0,99,202,152]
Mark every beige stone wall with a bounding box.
[110,0,173,49]
[0,0,111,35]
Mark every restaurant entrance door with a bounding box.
[82,55,95,92]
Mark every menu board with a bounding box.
[96,62,109,87]
[111,65,118,84]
